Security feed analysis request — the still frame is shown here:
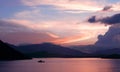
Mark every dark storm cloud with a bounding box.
[88,16,96,23]
[95,25,120,47]
[88,13,120,25]
[101,13,120,24]
[88,12,120,47]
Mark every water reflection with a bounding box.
[42,58,114,72]
[73,59,113,72]
[0,58,120,72]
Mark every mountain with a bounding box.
[69,45,120,58]
[101,54,120,59]
[93,48,120,55]
[69,45,107,53]
[0,40,31,60]
[17,43,87,58]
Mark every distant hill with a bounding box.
[69,45,107,53]
[93,48,120,55]
[0,40,31,60]
[17,43,87,58]
[101,54,120,59]
[2,40,120,58]
[69,45,120,58]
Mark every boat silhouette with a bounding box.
[38,60,45,63]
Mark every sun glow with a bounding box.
[51,32,93,44]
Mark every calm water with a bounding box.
[0,58,120,72]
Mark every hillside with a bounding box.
[0,40,31,60]
[17,43,87,57]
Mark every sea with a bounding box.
[0,58,120,72]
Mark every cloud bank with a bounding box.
[88,13,120,25]
[95,25,120,47]
[88,13,120,47]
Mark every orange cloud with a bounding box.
[46,32,60,38]
[51,33,93,44]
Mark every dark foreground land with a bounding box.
[0,40,120,60]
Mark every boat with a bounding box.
[38,60,45,63]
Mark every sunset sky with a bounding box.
[0,0,120,46]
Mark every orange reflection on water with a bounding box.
[43,58,114,72]
[77,59,113,72]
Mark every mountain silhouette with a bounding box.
[101,54,120,59]
[17,43,87,57]
[93,48,120,55]
[70,45,120,58]
[69,45,107,53]
[0,40,31,60]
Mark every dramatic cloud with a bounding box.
[95,25,120,47]
[0,18,108,45]
[88,13,120,25]
[87,8,120,47]
[101,13,120,24]
[91,13,120,47]
[1,0,120,46]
